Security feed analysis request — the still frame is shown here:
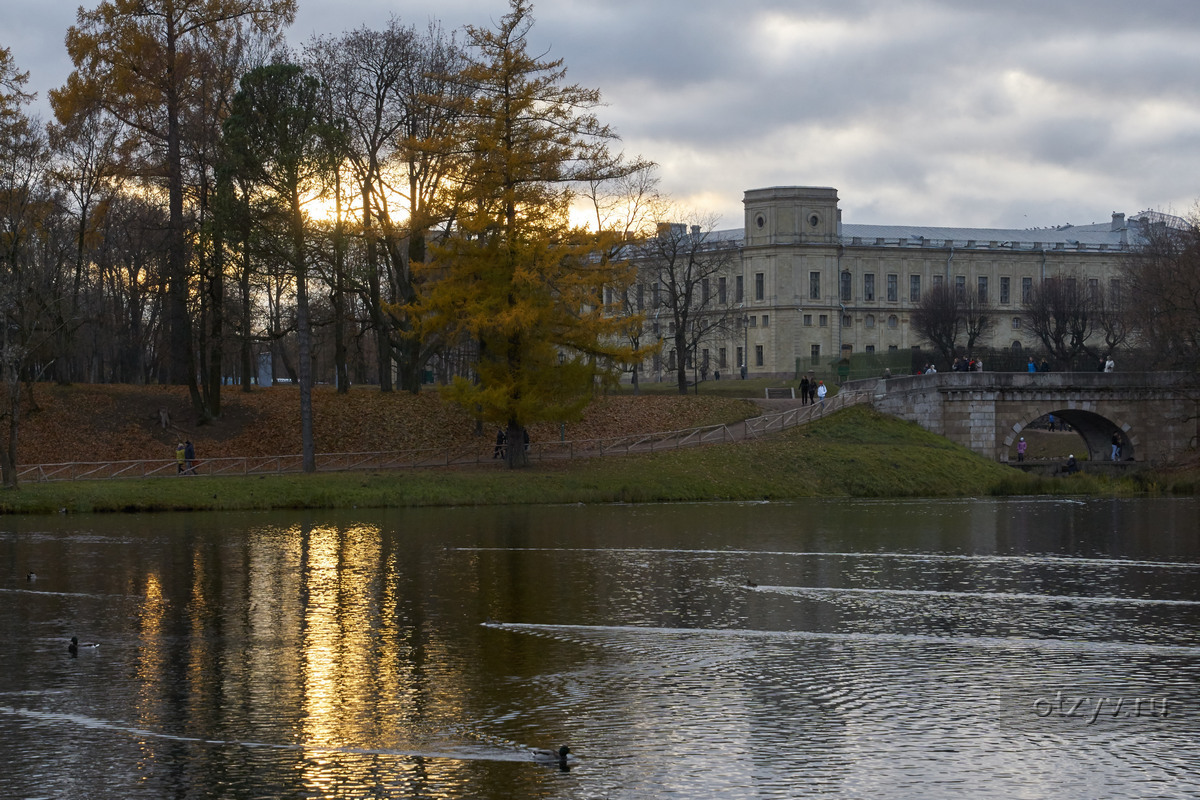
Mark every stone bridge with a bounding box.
[847,371,1198,464]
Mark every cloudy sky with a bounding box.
[8,0,1200,230]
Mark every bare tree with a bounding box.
[1022,271,1095,368]
[910,283,961,365]
[1124,210,1200,371]
[634,213,739,394]
[961,284,994,358]
[585,162,660,393]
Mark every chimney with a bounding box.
[1111,212,1125,232]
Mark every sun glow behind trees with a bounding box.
[1,0,666,477]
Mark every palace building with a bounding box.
[690,186,1149,378]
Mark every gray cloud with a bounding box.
[8,0,1200,228]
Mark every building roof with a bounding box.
[711,212,1182,253]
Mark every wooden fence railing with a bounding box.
[743,389,869,437]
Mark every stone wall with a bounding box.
[856,372,1198,463]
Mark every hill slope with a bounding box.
[13,384,757,465]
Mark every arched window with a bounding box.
[1011,340,1022,352]
[887,314,898,329]
[865,314,875,328]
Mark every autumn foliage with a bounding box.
[10,384,752,466]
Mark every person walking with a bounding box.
[1027,357,1037,374]
[1104,355,1115,373]
[816,380,827,411]
[175,442,186,475]
[1111,431,1122,461]
[184,440,197,475]
[1017,437,1027,462]
[799,376,810,405]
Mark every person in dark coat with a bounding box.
[184,440,197,475]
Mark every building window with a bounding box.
[842,314,852,327]
[755,272,764,301]
[718,276,727,304]
[736,275,744,303]
[637,284,644,311]
[810,271,821,300]
[1022,276,1032,303]
[736,346,743,368]
[762,314,769,327]
[749,315,757,327]
[819,314,828,327]
[803,314,813,326]
[1088,277,1099,302]
[999,276,1010,304]
[888,344,898,352]
[978,276,988,304]
[1110,278,1121,308]
[865,314,875,328]
[887,273,897,302]
[910,274,921,302]
[755,345,764,367]
[811,344,821,364]
[865,345,875,354]
[840,271,852,302]
[702,278,710,305]
[701,348,710,369]
[888,314,898,328]
[1011,340,1022,352]
[864,273,875,301]
[653,282,661,307]
[1012,316,1021,329]
[719,347,727,368]
[955,275,966,300]
[932,275,943,288]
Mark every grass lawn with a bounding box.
[3,405,1189,515]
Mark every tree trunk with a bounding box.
[293,189,316,473]
[504,420,528,468]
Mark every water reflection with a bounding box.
[1,498,1198,799]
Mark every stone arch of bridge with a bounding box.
[1002,407,1136,463]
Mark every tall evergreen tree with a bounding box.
[223,63,342,472]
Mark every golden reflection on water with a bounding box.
[133,572,166,773]
[288,523,472,794]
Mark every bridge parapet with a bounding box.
[847,371,1198,464]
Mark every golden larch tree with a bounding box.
[416,0,647,467]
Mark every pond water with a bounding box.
[2,498,1198,799]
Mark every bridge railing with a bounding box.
[845,370,1196,397]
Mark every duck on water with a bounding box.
[68,636,99,655]
[530,745,574,770]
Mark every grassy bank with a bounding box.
[3,406,1190,515]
